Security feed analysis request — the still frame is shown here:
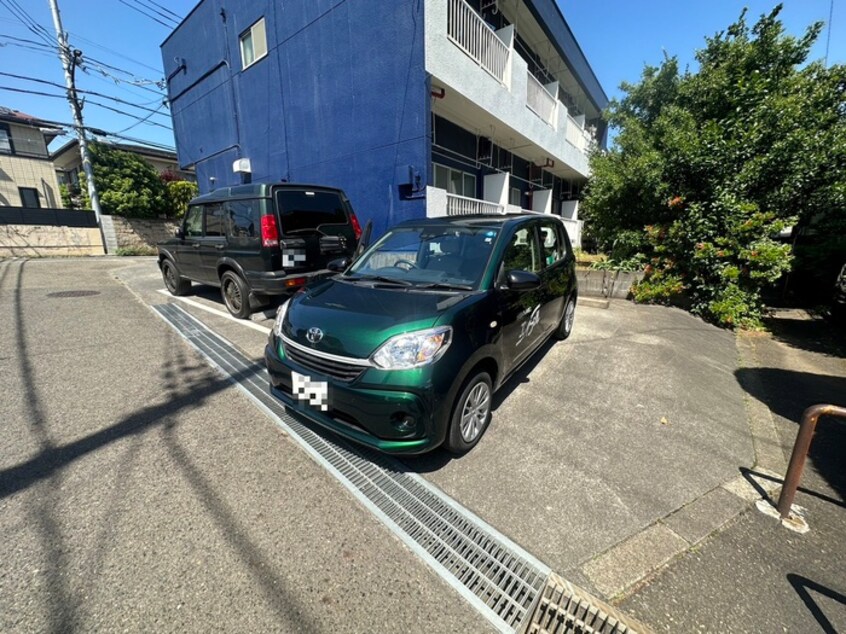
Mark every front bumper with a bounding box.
[264,339,448,454]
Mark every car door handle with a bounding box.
[214,244,225,250]
[192,243,201,248]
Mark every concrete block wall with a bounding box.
[0,224,103,257]
[110,216,179,249]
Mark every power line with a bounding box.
[0,0,54,48]
[127,0,179,27]
[0,71,169,117]
[116,0,174,29]
[825,0,834,66]
[143,0,181,22]
[114,101,167,134]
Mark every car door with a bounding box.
[176,204,204,279]
[496,222,545,372]
[536,220,574,333]
[197,202,226,284]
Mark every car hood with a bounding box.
[283,277,472,359]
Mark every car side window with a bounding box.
[184,205,203,237]
[204,203,225,237]
[225,199,261,247]
[539,222,565,266]
[501,226,541,273]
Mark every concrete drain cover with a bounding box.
[47,290,101,298]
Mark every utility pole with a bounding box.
[47,0,104,230]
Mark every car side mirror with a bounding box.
[174,228,184,240]
[327,257,350,272]
[506,269,541,291]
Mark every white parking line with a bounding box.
[157,289,272,334]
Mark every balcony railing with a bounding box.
[447,0,509,83]
[526,72,556,126]
[446,193,505,216]
[565,115,585,150]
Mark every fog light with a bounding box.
[393,414,416,434]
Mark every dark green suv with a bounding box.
[265,214,577,454]
[158,183,361,318]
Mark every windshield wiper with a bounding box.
[346,274,412,286]
[414,281,474,291]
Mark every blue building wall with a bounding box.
[162,0,430,238]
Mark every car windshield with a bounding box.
[347,226,499,290]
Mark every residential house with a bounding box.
[51,140,196,189]
[0,106,64,209]
[161,0,607,243]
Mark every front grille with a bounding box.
[283,342,366,382]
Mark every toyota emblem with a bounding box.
[306,327,324,344]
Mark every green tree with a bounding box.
[88,142,168,218]
[582,5,845,328]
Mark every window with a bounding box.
[0,124,12,154]
[184,205,203,237]
[539,222,566,265]
[509,187,522,207]
[19,187,40,208]
[204,203,225,237]
[275,189,349,233]
[502,226,540,273]
[432,163,476,198]
[225,199,261,246]
[240,18,267,69]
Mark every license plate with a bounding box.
[291,370,329,411]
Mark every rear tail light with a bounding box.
[261,214,279,247]
[285,277,307,288]
[349,211,362,240]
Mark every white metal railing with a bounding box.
[526,72,556,126]
[446,193,505,216]
[565,115,585,151]
[447,0,509,83]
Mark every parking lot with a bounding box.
[3,256,845,632]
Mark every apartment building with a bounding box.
[161,0,607,243]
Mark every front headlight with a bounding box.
[371,326,452,369]
[273,299,290,337]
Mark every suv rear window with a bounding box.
[275,189,348,233]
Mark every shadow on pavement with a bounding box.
[762,314,846,358]
[5,259,316,632]
[788,573,846,634]
[735,365,846,508]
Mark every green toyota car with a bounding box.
[265,213,577,454]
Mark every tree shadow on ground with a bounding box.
[762,313,846,358]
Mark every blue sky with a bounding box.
[0,1,841,152]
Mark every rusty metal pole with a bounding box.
[777,403,846,520]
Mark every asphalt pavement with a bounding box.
[2,256,844,633]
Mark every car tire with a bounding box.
[162,259,191,296]
[555,295,576,340]
[220,270,252,319]
[445,372,493,454]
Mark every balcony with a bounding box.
[425,0,593,179]
[425,187,583,247]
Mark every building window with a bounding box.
[433,163,476,198]
[0,123,13,154]
[240,18,267,69]
[19,187,41,208]
[510,187,522,207]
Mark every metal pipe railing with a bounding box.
[777,403,846,520]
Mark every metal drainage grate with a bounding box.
[520,573,652,634]
[153,303,548,632]
[46,290,100,298]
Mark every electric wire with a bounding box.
[116,0,174,29]
[126,0,179,26]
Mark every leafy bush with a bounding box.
[165,180,198,218]
[89,142,167,218]
[115,245,157,256]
